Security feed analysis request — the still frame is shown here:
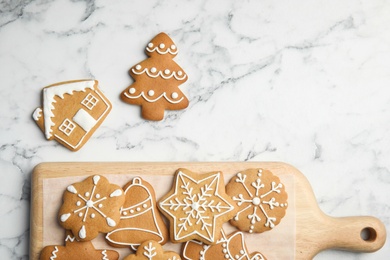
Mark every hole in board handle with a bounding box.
[360,227,377,242]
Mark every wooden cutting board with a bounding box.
[30,162,386,259]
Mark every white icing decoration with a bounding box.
[146,44,178,55]
[91,213,96,218]
[50,246,59,260]
[32,107,42,121]
[135,64,142,70]
[93,175,100,185]
[85,192,90,197]
[79,225,87,239]
[102,250,109,260]
[42,80,95,139]
[72,108,97,132]
[99,204,103,208]
[129,88,136,94]
[182,230,266,260]
[65,235,76,242]
[60,213,71,222]
[110,189,122,197]
[131,67,187,80]
[67,185,77,194]
[106,217,116,227]
[171,44,176,50]
[124,91,184,104]
[148,90,155,96]
[171,92,178,99]
[164,69,170,74]
[231,169,287,230]
[76,201,81,206]
[105,177,166,247]
[78,212,83,217]
[147,43,153,48]
[159,171,235,243]
[96,194,100,199]
[159,43,165,48]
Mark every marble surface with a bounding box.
[0,0,389,259]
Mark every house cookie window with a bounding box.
[59,118,76,136]
[81,93,99,110]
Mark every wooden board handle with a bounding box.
[322,215,386,252]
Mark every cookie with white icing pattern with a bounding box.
[40,230,119,260]
[58,175,125,241]
[32,79,112,151]
[226,168,288,234]
[121,32,189,121]
[123,240,181,260]
[158,168,237,245]
[182,230,267,260]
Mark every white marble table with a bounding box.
[0,0,389,259]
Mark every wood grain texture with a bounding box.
[30,162,386,259]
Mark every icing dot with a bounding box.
[95,194,100,199]
[148,43,153,48]
[222,249,227,253]
[203,245,208,250]
[222,243,227,248]
[143,204,147,208]
[90,213,95,218]
[171,92,178,99]
[123,212,128,215]
[177,71,183,76]
[130,209,134,213]
[78,212,83,217]
[150,67,157,73]
[159,43,165,49]
[98,204,103,208]
[252,197,261,206]
[249,230,253,234]
[135,64,142,70]
[76,201,81,206]
[86,200,93,207]
[136,207,141,212]
[235,255,239,259]
[85,192,90,197]
[129,88,136,94]
[148,90,155,96]
[234,216,239,221]
[164,69,170,74]
[225,254,229,259]
[239,250,245,254]
[171,44,176,50]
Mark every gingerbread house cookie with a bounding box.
[226,169,288,233]
[40,230,119,260]
[106,177,169,249]
[32,79,111,151]
[158,168,237,244]
[58,175,125,241]
[182,230,266,260]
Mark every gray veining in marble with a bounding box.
[1,0,390,259]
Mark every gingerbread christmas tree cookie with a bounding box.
[123,240,180,260]
[106,177,169,249]
[182,230,267,260]
[226,168,288,233]
[158,168,237,244]
[40,230,119,260]
[58,175,125,241]
[121,32,189,121]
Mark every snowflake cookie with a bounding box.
[226,168,288,234]
[40,230,119,260]
[58,175,125,241]
[182,230,267,260]
[158,168,237,244]
[123,240,180,260]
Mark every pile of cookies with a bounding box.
[40,168,288,260]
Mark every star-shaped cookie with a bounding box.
[158,168,237,244]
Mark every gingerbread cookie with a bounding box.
[40,230,119,260]
[158,168,237,244]
[106,177,169,249]
[58,175,125,241]
[32,79,112,151]
[182,230,266,260]
[121,32,189,121]
[123,240,181,260]
[226,169,288,233]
